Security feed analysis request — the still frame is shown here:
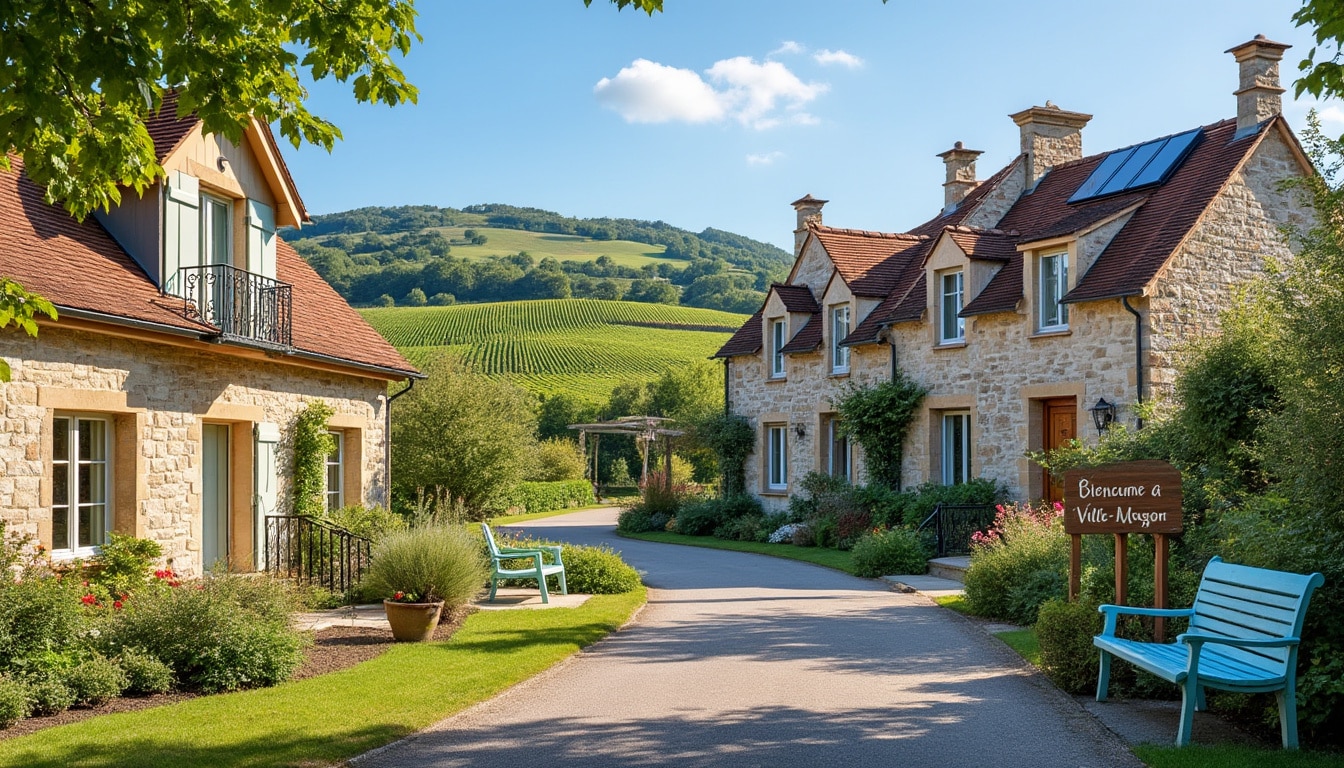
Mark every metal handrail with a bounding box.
[264,514,371,594]
[918,503,998,557]
[178,264,293,350]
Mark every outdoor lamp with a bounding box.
[793,423,806,440]
[1089,397,1118,435]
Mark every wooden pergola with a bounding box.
[568,416,685,491]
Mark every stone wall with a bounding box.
[0,323,389,576]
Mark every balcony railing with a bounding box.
[179,264,293,350]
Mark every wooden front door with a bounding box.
[1042,398,1077,502]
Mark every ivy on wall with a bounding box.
[292,401,336,518]
[697,412,755,495]
[832,372,928,490]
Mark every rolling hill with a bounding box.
[361,299,748,405]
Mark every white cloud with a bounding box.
[1315,104,1344,131]
[595,56,826,130]
[746,151,784,166]
[813,49,863,68]
[770,40,805,57]
[593,59,725,124]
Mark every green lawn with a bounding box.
[620,530,857,574]
[0,590,645,768]
[994,629,1041,666]
[428,226,682,269]
[1135,745,1344,768]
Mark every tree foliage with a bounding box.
[0,278,58,382]
[391,356,538,517]
[832,373,928,489]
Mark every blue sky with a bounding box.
[279,0,1332,250]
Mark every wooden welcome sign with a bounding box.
[1062,460,1183,641]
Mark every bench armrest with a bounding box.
[493,550,544,568]
[1178,632,1300,650]
[1097,604,1194,636]
[499,544,562,565]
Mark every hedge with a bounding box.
[503,480,595,515]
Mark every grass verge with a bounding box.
[0,589,645,768]
[487,503,610,526]
[932,594,974,616]
[620,530,857,574]
[994,629,1041,667]
[1134,744,1344,768]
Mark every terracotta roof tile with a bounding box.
[841,291,900,346]
[944,227,1019,261]
[713,310,762,358]
[0,157,416,377]
[771,283,820,313]
[145,91,199,163]
[780,312,823,354]
[810,226,930,297]
[907,155,1024,237]
[887,273,928,323]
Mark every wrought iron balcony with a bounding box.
[178,264,293,351]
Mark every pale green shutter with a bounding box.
[163,172,200,295]
[245,200,277,280]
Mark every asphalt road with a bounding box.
[353,508,1141,768]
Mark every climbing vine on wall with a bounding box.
[292,401,336,518]
[696,412,756,495]
[832,372,928,489]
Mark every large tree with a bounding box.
[0,1,661,220]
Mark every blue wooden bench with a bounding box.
[481,523,567,604]
[1094,556,1324,748]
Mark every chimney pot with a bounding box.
[1010,104,1092,187]
[790,194,828,255]
[937,142,984,212]
[1226,35,1291,137]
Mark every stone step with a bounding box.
[928,556,970,584]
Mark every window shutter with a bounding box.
[253,422,281,571]
[162,172,200,295]
[245,200,277,280]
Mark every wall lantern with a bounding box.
[793,423,806,440]
[1089,397,1118,435]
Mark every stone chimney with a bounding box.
[790,194,827,255]
[937,142,983,213]
[1010,102,1093,188]
[1226,35,1291,138]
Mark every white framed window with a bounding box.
[767,425,788,490]
[831,305,851,373]
[1037,252,1069,331]
[828,418,850,481]
[939,270,965,343]
[770,319,786,378]
[52,416,112,555]
[325,431,344,512]
[201,194,232,266]
[941,412,971,485]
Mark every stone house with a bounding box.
[714,36,1313,508]
[0,93,419,575]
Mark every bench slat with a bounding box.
[1193,595,1298,634]
[1188,617,1289,668]
[1198,580,1307,614]
[1202,561,1317,599]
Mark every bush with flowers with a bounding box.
[962,501,1071,625]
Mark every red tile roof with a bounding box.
[146,91,200,163]
[907,155,1025,237]
[0,157,416,378]
[887,273,929,324]
[779,312,823,354]
[944,227,1019,261]
[713,310,762,358]
[810,226,931,297]
[771,283,820,313]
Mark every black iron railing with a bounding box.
[179,264,293,350]
[918,503,998,557]
[264,515,371,594]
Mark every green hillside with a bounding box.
[362,299,747,404]
[425,227,676,268]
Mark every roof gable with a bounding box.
[713,310,763,358]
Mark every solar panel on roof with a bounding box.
[1068,128,1203,204]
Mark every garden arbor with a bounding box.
[568,416,684,492]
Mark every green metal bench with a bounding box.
[1094,556,1324,748]
[481,523,567,604]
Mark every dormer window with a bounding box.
[202,193,233,266]
[939,270,965,343]
[770,318,786,378]
[830,305,850,373]
[1037,252,1069,331]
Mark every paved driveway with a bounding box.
[354,508,1140,768]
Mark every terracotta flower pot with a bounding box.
[383,599,445,642]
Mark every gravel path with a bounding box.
[353,508,1141,768]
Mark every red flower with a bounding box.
[113,600,123,610]
[393,591,405,601]
[80,594,97,606]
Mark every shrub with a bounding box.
[835,508,873,551]
[504,480,594,515]
[555,544,641,594]
[0,676,29,728]
[963,502,1069,624]
[24,674,75,716]
[530,438,587,482]
[102,574,306,693]
[1036,598,1102,694]
[616,505,660,534]
[791,524,816,547]
[325,505,407,542]
[362,525,488,607]
[852,528,930,578]
[1007,569,1067,626]
[118,647,174,695]
[714,514,772,542]
[0,574,85,669]
[675,498,725,536]
[881,478,1008,529]
[89,533,163,598]
[768,523,806,544]
[65,654,127,706]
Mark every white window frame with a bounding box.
[51,414,113,557]
[828,418,851,481]
[770,319,786,378]
[939,270,965,343]
[941,412,972,486]
[325,431,344,513]
[1037,251,1069,331]
[766,425,788,490]
[201,193,233,267]
[831,305,851,373]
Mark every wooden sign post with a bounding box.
[1062,460,1183,641]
